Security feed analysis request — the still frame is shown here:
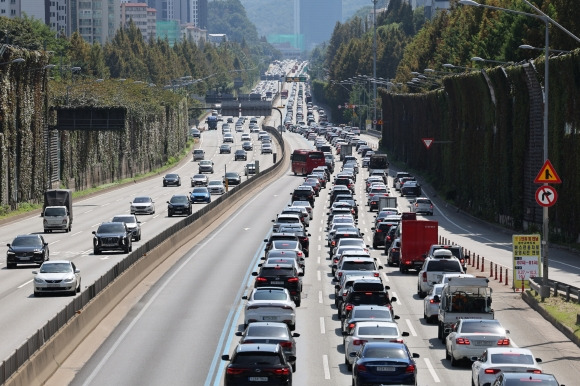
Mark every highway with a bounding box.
[49,128,580,386]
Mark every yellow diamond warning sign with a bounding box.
[534,160,561,184]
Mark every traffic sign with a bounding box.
[535,185,557,207]
[534,160,561,184]
[373,120,377,124]
[422,138,434,149]
[377,120,383,125]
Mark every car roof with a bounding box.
[485,347,535,355]
[41,259,71,265]
[234,343,280,354]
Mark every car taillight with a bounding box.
[386,236,392,242]
[430,205,433,209]
[348,323,355,329]
[376,229,383,233]
[331,241,336,246]
[414,203,418,207]
[345,304,353,311]
[484,369,502,375]
[279,341,293,348]
[373,272,380,277]
[342,291,348,297]
[456,338,470,345]
[430,299,439,304]
[333,258,339,264]
[497,339,510,345]
[353,339,367,346]
[393,248,399,252]
[273,368,291,375]
[405,364,416,373]
[422,272,427,282]
[297,251,303,257]
[390,338,404,343]
[227,368,248,375]
[338,272,343,277]
[256,277,268,282]
[281,305,294,310]
[356,364,368,372]
[288,277,299,283]
[527,370,542,374]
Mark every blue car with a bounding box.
[189,187,211,203]
[351,342,419,386]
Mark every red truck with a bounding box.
[399,219,438,273]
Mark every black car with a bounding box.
[401,180,422,196]
[329,186,352,206]
[242,141,253,151]
[167,194,192,216]
[234,149,247,161]
[371,222,395,249]
[252,263,304,306]
[291,186,315,207]
[223,172,242,186]
[6,234,49,268]
[92,222,133,255]
[162,173,181,187]
[222,343,294,386]
[340,289,397,320]
[219,144,232,154]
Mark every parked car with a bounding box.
[111,214,141,241]
[92,222,133,254]
[32,260,81,296]
[6,234,49,268]
[166,194,192,217]
[162,173,181,187]
[130,196,155,215]
[189,187,211,203]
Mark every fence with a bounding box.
[0,126,285,385]
[529,276,580,303]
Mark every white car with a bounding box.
[207,180,225,194]
[343,321,408,370]
[241,133,251,141]
[445,319,510,367]
[291,200,313,220]
[33,260,81,296]
[423,283,445,323]
[242,287,297,330]
[130,196,155,215]
[335,256,382,282]
[471,347,543,386]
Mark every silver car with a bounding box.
[410,197,434,215]
[32,260,81,296]
[208,180,225,194]
[130,196,155,215]
[242,287,297,330]
[423,283,445,323]
[191,173,209,187]
[111,214,142,241]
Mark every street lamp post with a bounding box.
[372,0,378,131]
[459,0,580,298]
[471,56,513,66]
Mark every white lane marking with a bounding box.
[18,279,33,289]
[85,210,94,214]
[391,291,402,305]
[382,272,390,282]
[318,235,321,241]
[317,255,320,265]
[102,203,110,207]
[318,290,323,304]
[91,223,100,228]
[317,245,321,251]
[424,358,441,383]
[71,231,82,237]
[405,319,417,337]
[50,239,61,245]
[319,316,325,333]
[322,355,331,379]
[317,270,321,281]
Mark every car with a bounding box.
[261,143,273,154]
[343,321,409,370]
[166,194,192,217]
[401,180,421,196]
[198,160,214,174]
[234,149,247,161]
[241,133,251,141]
[242,287,297,330]
[192,149,205,161]
[280,206,310,227]
[252,263,304,306]
[242,141,253,151]
[219,144,232,154]
[334,256,382,282]
[291,200,313,220]
[111,214,142,241]
[341,304,397,335]
[446,319,510,367]
[223,133,234,142]
[410,197,433,215]
[221,343,294,386]
[417,251,464,297]
[223,171,242,186]
[130,196,155,215]
[427,244,468,272]
[423,283,445,323]
[208,180,226,194]
[92,222,133,254]
[272,214,302,233]
[340,286,397,320]
[191,173,209,187]
[472,347,543,386]
[6,234,50,268]
[276,225,311,257]
[393,172,413,189]
[162,173,181,187]
[235,322,300,372]
[351,342,420,386]
[490,372,561,386]
[32,260,81,296]
[371,222,395,249]
[386,238,401,266]
[190,127,201,138]
[189,187,211,203]
[291,186,315,206]
[245,162,256,176]
[267,240,305,261]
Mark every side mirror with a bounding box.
[349,352,358,357]
[307,233,311,236]
[242,295,248,300]
[402,332,410,337]
[412,353,420,358]
[384,285,390,290]
[235,332,242,337]
[32,271,38,275]
[298,272,304,277]
[92,231,96,235]
[292,333,300,338]
[433,295,440,302]
[251,272,258,276]
[335,285,341,290]
[470,356,479,362]
[390,297,397,302]
[287,355,297,362]
[221,355,230,361]
[341,331,349,336]
[393,315,400,320]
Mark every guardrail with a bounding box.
[0,126,286,385]
[529,276,580,303]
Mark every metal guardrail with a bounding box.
[529,276,580,302]
[0,126,285,385]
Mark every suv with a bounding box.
[252,263,304,306]
[393,172,413,189]
[221,343,294,386]
[417,250,464,297]
[167,194,192,217]
[427,244,468,272]
[291,186,315,207]
[198,160,214,174]
[192,149,205,161]
[371,222,395,249]
[92,222,133,255]
[340,288,397,319]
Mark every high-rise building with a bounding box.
[0,0,69,36]
[147,0,206,27]
[120,2,157,41]
[298,0,342,52]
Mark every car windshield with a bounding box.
[209,181,222,186]
[193,174,205,179]
[232,353,281,366]
[40,263,72,273]
[97,223,126,233]
[460,321,504,334]
[267,258,296,266]
[426,261,462,272]
[260,267,294,277]
[165,174,178,178]
[200,161,212,165]
[192,188,208,193]
[133,197,151,203]
[225,172,238,178]
[352,309,392,319]
[11,236,42,247]
[272,240,299,249]
[341,261,375,270]
[44,207,66,216]
[363,347,406,359]
[490,353,535,364]
[112,216,136,223]
[170,196,189,204]
[358,326,398,336]
[253,290,288,301]
[246,325,288,338]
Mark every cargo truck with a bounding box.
[339,143,353,161]
[206,115,218,130]
[437,277,494,342]
[378,197,398,212]
[398,219,438,273]
[368,153,389,170]
[42,189,73,233]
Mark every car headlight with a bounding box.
[34,277,45,284]
[63,276,75,283]
[7,251,15,256]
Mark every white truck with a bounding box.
[437,277,494,342]
[378,196,397,211]
[43,189,73,233]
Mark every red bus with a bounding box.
[290,149,326,176]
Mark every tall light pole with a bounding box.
[372,0,378,131]
[459,0,580,298]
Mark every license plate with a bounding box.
[47,284,61,288]
[377,366,395,372]
[271,281,284,285]
[263,316,278,321]
[248,377,268,382]
[19,256,31,261]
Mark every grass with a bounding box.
[0,138,196,221]
[528,290,580,339]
